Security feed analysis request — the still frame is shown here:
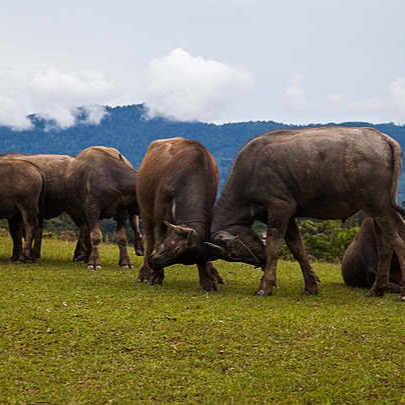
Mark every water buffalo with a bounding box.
[208,126,405,300]
[1,153,75,259]
[0,159,43,262]
[66,146,143,269]
[136,137,224,291]
[342,217,402,292]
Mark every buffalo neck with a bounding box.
[211,188,254,235]
[170,180,215,239]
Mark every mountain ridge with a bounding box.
[1,103,405,200]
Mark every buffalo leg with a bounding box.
[369,221,392,296]
[256,204,295,295]
[136,219,165,285]
[74,226,91,262]
[372,213,405,301]
[197,261,218,291]
[19,211,38,263]
[115,212,133,269]
[148,267,165,286]
[8,216,23,262]
[138,260,165,285]
[137,220,153,282]
[207,261,225,285]
[87,222,102,270]
[21,225,35,262]
[69,213,90,262]
[285,219,319,295]
[32,217,44,260]
[129,214,144,256]
[137,258,152,282]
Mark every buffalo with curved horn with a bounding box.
[136,137,224,291]
[207,126,405,301]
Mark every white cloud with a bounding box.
[0,65,115,129]
[321,75,405,124]
[0,66,33,129]
[29,68,114,105]
[386,76,405,121]
[283,73,308,113]
[82,105,110,125]
[143,48,254,121]
[29,68,114,128]
[0,94,33,130]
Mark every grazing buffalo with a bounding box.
[342,217,402,292]
[1,153,75,259]
[0,159,43,262]
[208,126,405,300]
[66,146,143,269]
[136,137,224,291]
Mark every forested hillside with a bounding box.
[1,104,405,200]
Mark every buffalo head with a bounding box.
[148,220,202,268]
[206,226,266,267]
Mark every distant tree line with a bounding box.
[253,217,360,262]
[37,215,360,262]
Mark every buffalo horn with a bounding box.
[205,242,226,257]
[163,220,194,236]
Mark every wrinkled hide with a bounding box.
[66,146,143,269]
[342,217,402,292]
[0,159,43,262]
[210,126,405,300]
[136,137,224,291]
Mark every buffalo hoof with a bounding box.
[14,257,35,264]
[148,279,163,286]
[254,289,272,296]
[201,280,218,292]
[302,288,318,296]
[121,264,134,269]
[88,264,102,270]
[368,282,390,297]
[213,272,226,285]
[147,269,164,286]
[216,277,226,285]
[137,267,151,283]
[148,275,164,286]
[366,289,385,297]
[73,256,89,263]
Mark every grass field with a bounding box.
[0,236,404,404]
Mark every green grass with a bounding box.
[0,236,404,404]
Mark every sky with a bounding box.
[1,0,405,129]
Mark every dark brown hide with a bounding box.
[210,126,405,300]
[0,159,43,262]
[1,153,76,259]
[66,146,143,269]
[136,137,223,291]
[342,217,402,292]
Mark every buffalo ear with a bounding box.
[211,231,237,246]
[163,220,195,237]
